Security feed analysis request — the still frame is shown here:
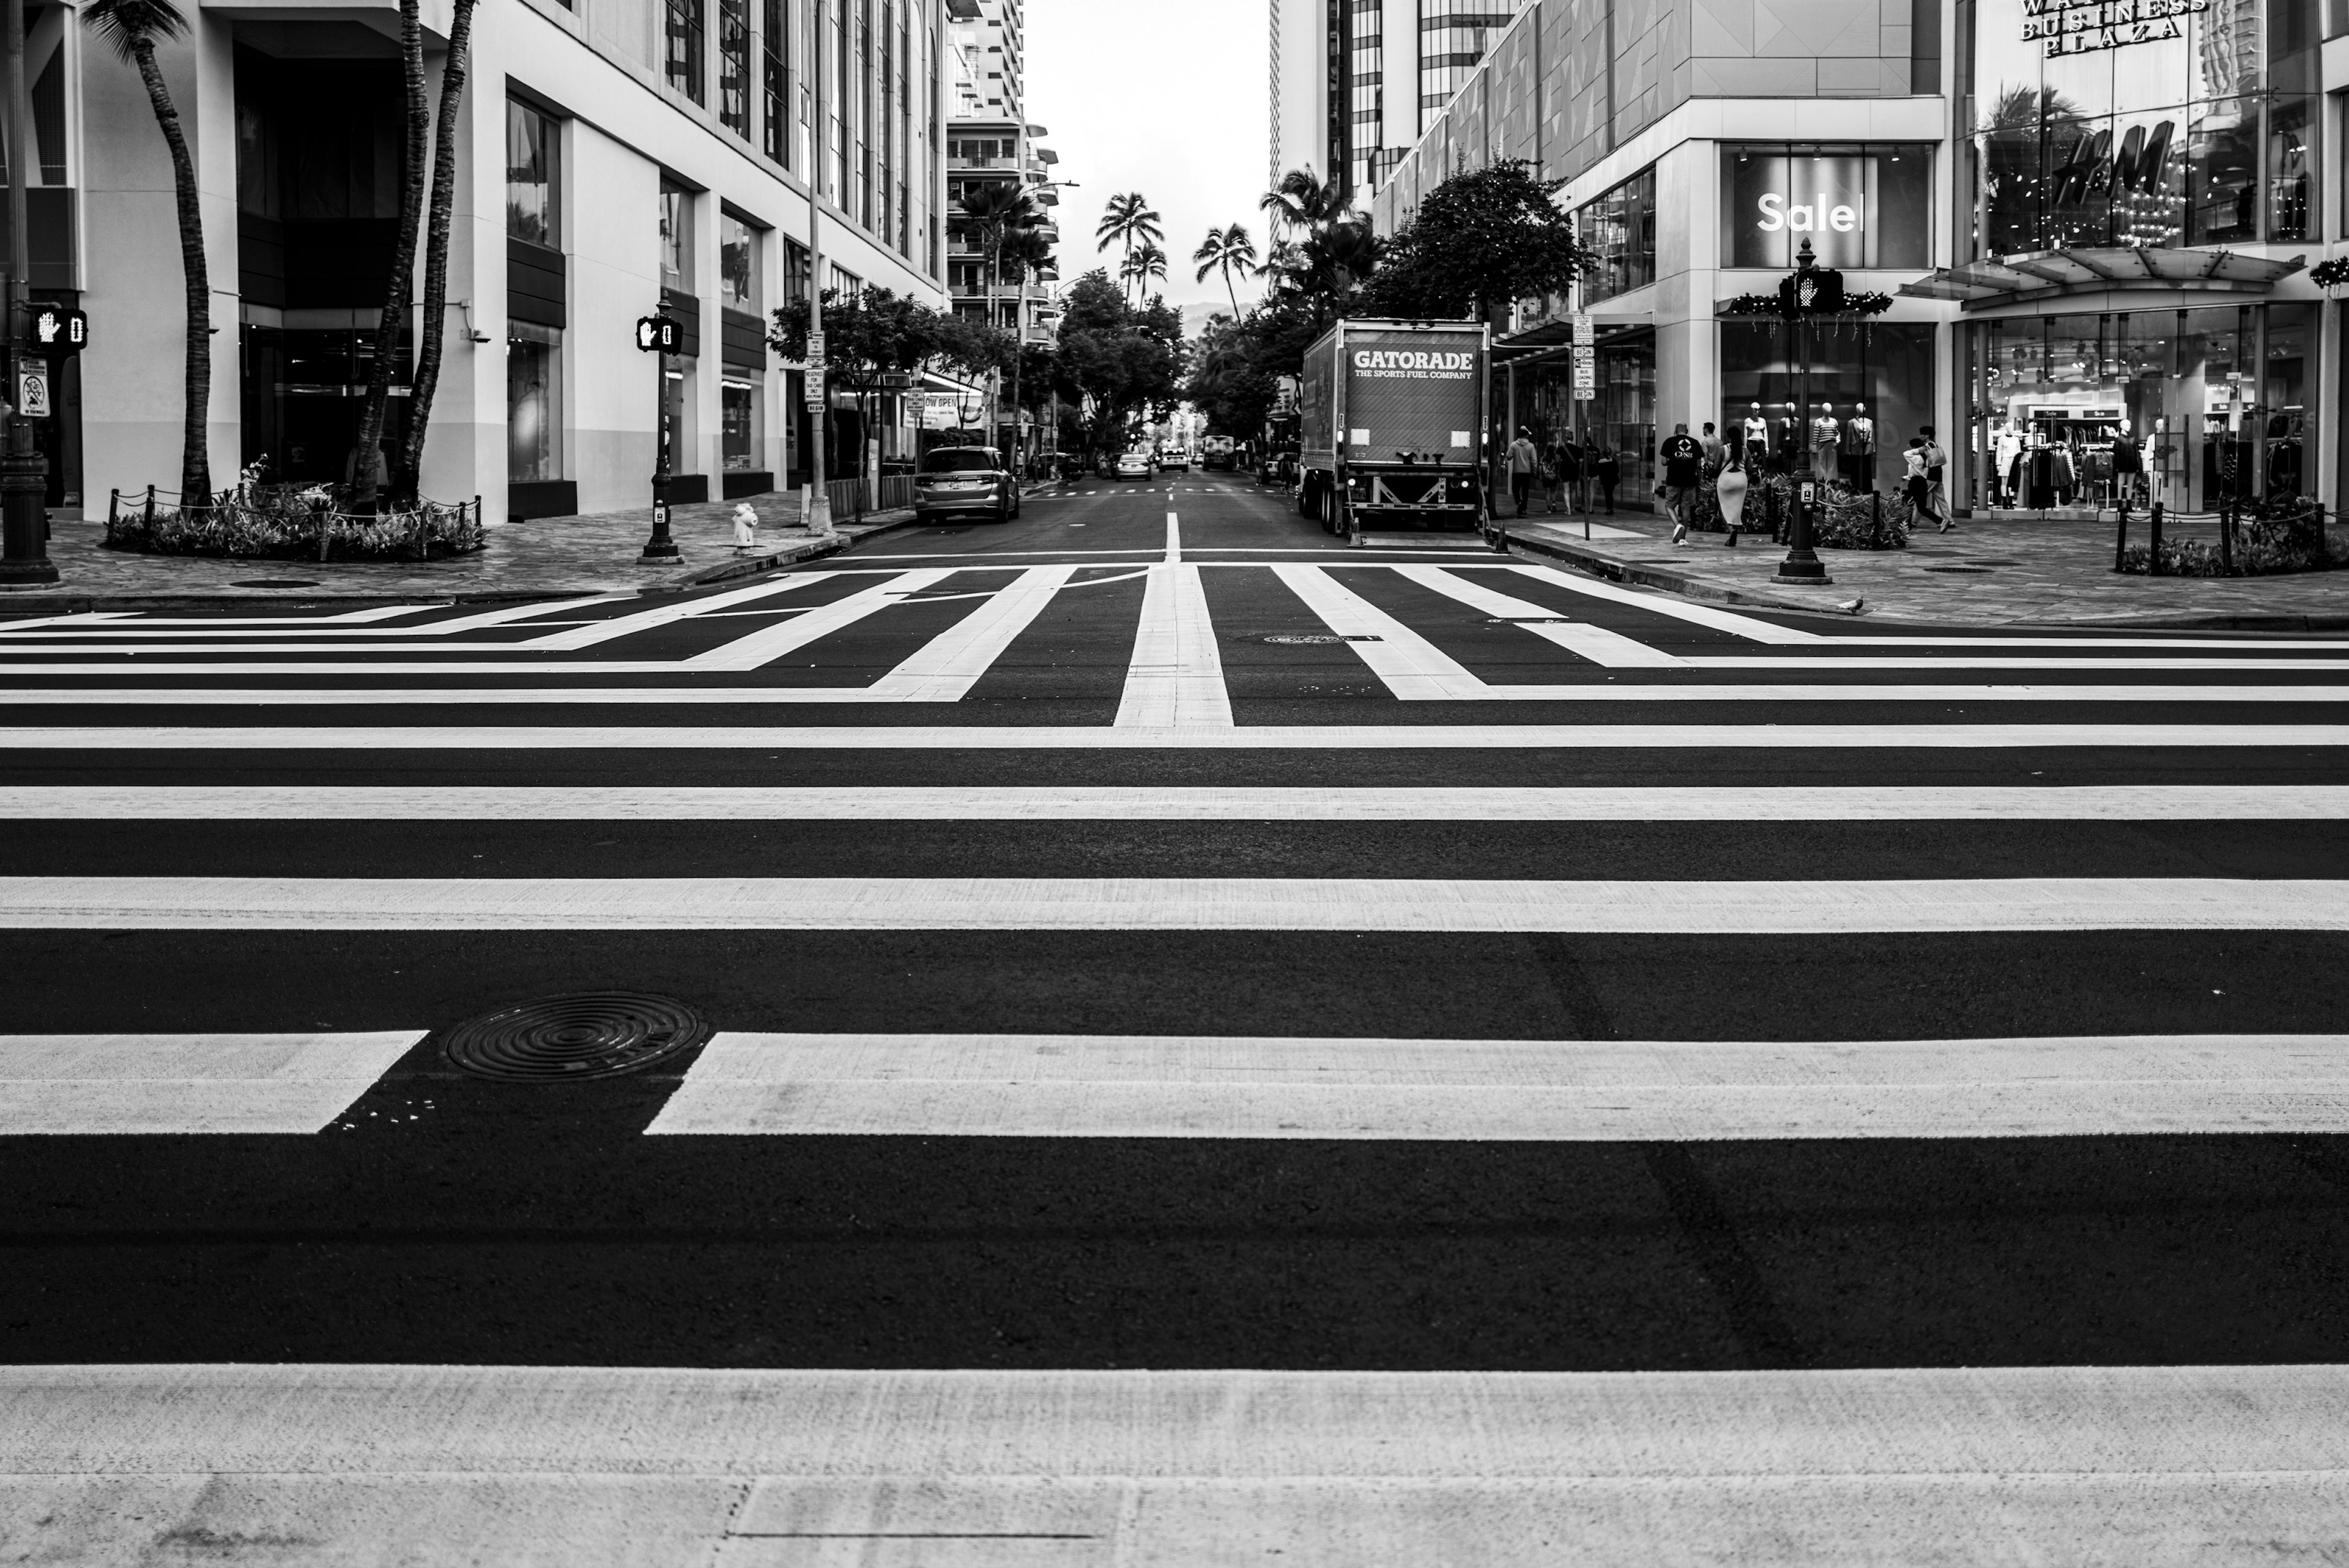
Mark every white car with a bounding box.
[1114,451,1154,481]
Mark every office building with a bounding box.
[54,0,951,527]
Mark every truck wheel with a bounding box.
[1297,477,1316,520]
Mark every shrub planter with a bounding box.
[105,485,486,562]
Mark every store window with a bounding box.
[723,379,761,470]
[720,214,759,310]
[508,322,561,482]
[1720,146,1932,269]
[660,182,694,292]
[1720,321,1935,489]
[505,100,558,247]
[1576,168,1655,304]
[1963,303,2317,514]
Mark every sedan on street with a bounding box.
[1114,451,1154,481]
[914,447,1019,523]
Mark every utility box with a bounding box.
[1296,318,1490,541]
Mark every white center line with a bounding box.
[1165,510,1181,564]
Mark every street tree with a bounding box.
[1192,224,1258,320]
[1118,241,1169,304]
[399,0,482,502]
[1359,158,1590,324]
[349,0,431,513]
[85,0,211,502]
[1094,191,1162,302]
[1258,168,1344,237]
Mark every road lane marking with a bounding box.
[0,1032,421,1134]
[1504,562,1826,644]
[6,1363,2344,1568]
[680,570,957,671]
[4,877,2342,931]
[1115,565,1233,729]
[7,785,2342,820]
[0,596,634,639]
[1165,511,1181,563]
[4,724,2343,749]
[863,565,1077,701]
[525,577,830,651]
[1271,563,1487,699]
[1393,565,1688,668]
[649,1031,2349,1139]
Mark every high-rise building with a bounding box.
[1269,1,1529,203]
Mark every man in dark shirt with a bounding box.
[1660,422,1704,545]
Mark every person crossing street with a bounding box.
[1660,422,1705,545]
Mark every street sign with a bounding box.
[1800,481,1817,504]
[1572,367,1596,388]
[15,370,46,418]
[806,331,825,362]
[30,303,86,355]
[803,368,826,410]
[1572,386,1596,401]
[634,314,683,352]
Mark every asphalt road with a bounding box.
[6,469,2349,1561]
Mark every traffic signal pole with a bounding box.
[800,0,831,538]
[0,0,56,585]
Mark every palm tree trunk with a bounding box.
[351,0,431,514]
[399,0,478,501]
[1223,263,1239,322]
[130,39,210,503]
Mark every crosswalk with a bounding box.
[6,556,2349,1560]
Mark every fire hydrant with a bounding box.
[731,502,759,552]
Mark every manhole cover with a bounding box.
[1923,566,1994,574]
[439,992,713,1081]
[231,578,320,588]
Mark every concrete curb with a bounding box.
[675,510,919,587]
[1498,522,2349,634]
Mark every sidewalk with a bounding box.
[0,491,917,610]
[1500,507,2349,629]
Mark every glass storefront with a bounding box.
[1576,168,1657,305]
[1720,321,1935,488]
[1970,0,2322,257]
[1520,329,1657,510]
[721,378,760,470]
[507,322,560,484]
[1962,302,2316,512]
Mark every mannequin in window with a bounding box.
[1809,403,1839,484]
[1993,422,2024,507]
[1841,402,1877,491]
[1742,403,1770,470]
[2110,428,2143,509]
[1775,402,1802,473]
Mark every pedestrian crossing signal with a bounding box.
[30,303,86,355]
[635,314,682,353]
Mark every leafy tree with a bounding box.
[1359,158,1590,322]
[85,0,210,500]
[1118,240,1169,303]
[1192,224,1258,319]
[1095,191,1163,303]
[399,0,481,501]
[1045,269,1186,456]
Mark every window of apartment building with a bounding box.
[829,262,862,298]
[1576,167,1656,304]
[508,322,562,482]
[667,0,707,105]
[719,213,760,311]
[834,0,853,201]
[784,237,812,302]
[762,0,789,165]
[718,0,751,137]
[661,182,694,292]
[1720,144,1931,270]
[506,98,558,247]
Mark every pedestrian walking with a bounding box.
[1594,444,1620,514]
[1700,422,1723,465]
[1553,437,1584,514]
[1903,436,1950,532]
[1920,425,1953,531]
[1505,428,1540,518]
[1659,422,1704,545]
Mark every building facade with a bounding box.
[1371,0,2346,518]
[1272,0,1531,201]
[61,0,949,527]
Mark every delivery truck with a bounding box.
[1295,318,1491,542]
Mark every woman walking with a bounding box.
[1903,436,1951,532]
[1593,444,1620,515]
[1551,437,1583,514]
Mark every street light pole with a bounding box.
[1776,239,1830,585]
[640,342,678,562]
[0,0,55,585]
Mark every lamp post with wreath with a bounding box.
[1718,237,1893,584]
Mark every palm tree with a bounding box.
[1258,168,1343,237]
[349,0,431,514]
[1000,227,1055,474]
[86,0,210,502]
[1119,241,1168,303]
[1192,224,1257,319]
[1094,191,1162,302]
[398,0,481,502]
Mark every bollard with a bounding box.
[2113,496,2129,571]
[1869,489,1882,549]
[108,488,119,529]
[143,485,155,527]
[2148,500,2164,576]
[2219,501,2235,576]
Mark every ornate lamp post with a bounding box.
[1776,238,1841,587]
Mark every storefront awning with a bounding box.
[1492,319,1576,366]
[1898,247,2306,310]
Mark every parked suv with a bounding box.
[914,447,1019,524]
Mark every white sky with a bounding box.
[1025,0,1271,316]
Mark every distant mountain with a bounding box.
[1180,301,1236,341]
